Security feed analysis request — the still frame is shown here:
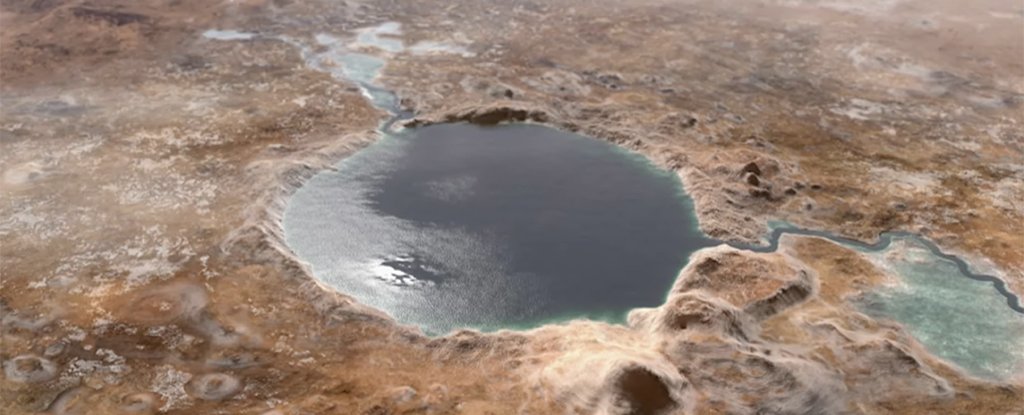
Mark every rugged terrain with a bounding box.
[2,0,1022,414]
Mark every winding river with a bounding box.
[732,223,1023,314]
[350,41,1023,320]
[203,24,1024,380]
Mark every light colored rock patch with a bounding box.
[868,166,939,195]
[151,366,193,411]
[830,98,892,121]
[409,41,475,57]
[203,29,257,41]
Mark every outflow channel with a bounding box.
[283,23,1022,319]
[730,223,1023,314]
[280,23,1021,320]
[209,22,1024,381]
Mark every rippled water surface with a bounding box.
[284,123,713,334]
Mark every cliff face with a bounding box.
[2,0,1022,414]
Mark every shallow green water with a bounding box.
[856,237,1024,380]
[204,24,1024,379]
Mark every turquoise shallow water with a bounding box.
[742,224,1024,381]
[214,23,1024,377]
[856,237,1024,381]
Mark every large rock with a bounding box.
[672,246,815,317]
[405,103,549,127]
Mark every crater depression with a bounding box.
[284,123,714,335]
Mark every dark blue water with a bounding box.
[283,123,715,335]
[246,24,1022,379]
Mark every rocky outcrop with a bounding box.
[672,247,814,312]
[405,102,549,127]
[744,270,814,320]
[741,162,762,176]
[629,292,748,339]
[616,245,847,414]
